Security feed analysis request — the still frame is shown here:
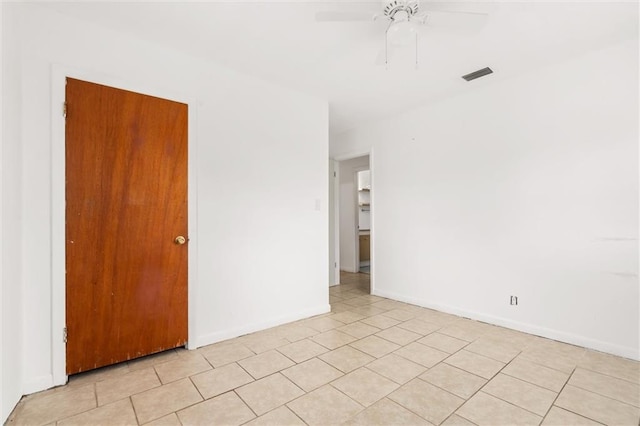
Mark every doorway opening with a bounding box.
[357,169,370,274]
[331,154,371,298]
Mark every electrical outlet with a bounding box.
[510,296,518,305]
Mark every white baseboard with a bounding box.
[373,289,639,361]
[193,304,331,349]
[22,374,55,395]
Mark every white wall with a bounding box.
[1,2,24,421]
[338,156,369,273]
[3,2,328,410]
[331,39,639,359]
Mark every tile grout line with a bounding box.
[128,396,141,426]
[11,275,638,426]
[578,365,640,386]
[232,388,260,419]
[448,348,527,423]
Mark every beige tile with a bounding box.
[238,350,296,379]
[394,342,449,368]
[482,373,556,416]
[343,398,432,426]
[361,315,401,329]
[127,350,179,372]
[131,378,202,424]
[57,398,136,426]
[350,335,400,358]
[67,363,130,388]
[441,414,476,426]
[381,309,417,321]
[444,350,505,379]
[580,350,640,384]
[465,338,521,363]
[319,346,375,373]
[388,378,464,424]
[485,327,539,350]
[438,323,486,342]
[358,294,385,303]
[9,384,96,426]
[555,385,640,425]
[375,326,422,345]
[420,363,486,399]
[331,311,366,324]
[305,316,347,332]
[366,354,427,385]
[340,291,365,300]
[200,343,255,367]
[569,367,640,407]
[349,305,388,318]
[244,406,306,426]
[519,347,580,374]
[418,333,468,354]
[282,358,344,392]
[177,391,255,425]
[277,339,328,363]
[143,413,181,426]
[417,310,460,327]
[311,330,358,350]
[287,385,363,426]
[536,339,586,359]
[96,367,161,406]
[154,351,212,384]
[190,362,254,399]
[243,333,290,354]
[338,322,381,339]
[541,406,601,426]
[371,299,408,311]
[397,318,441,336]
[342,296,376,307]
[502,358,569,392]
[456,392,542,425]
[331,302,354,313]
[332,368,400,407]
[236,373,304,415]
[274,324,319,342]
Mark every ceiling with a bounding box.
[38,1,638,135]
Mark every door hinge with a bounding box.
[63,327,68,343]
[63,102,67,119]
[334,171,336,177]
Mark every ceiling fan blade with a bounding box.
[420,10,488,33]
[315,10,376,22]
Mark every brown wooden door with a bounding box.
[65,78,188,374]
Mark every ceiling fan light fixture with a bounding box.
[387,12,417,47]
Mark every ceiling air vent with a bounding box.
[462,67,493,81]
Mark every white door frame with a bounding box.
[329,159,340,286]
[332,150,374,292]
[50,64,198,386]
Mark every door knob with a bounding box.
[174,236,187,245]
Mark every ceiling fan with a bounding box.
[316,0,487,67]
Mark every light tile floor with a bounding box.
[7,272,640,425]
